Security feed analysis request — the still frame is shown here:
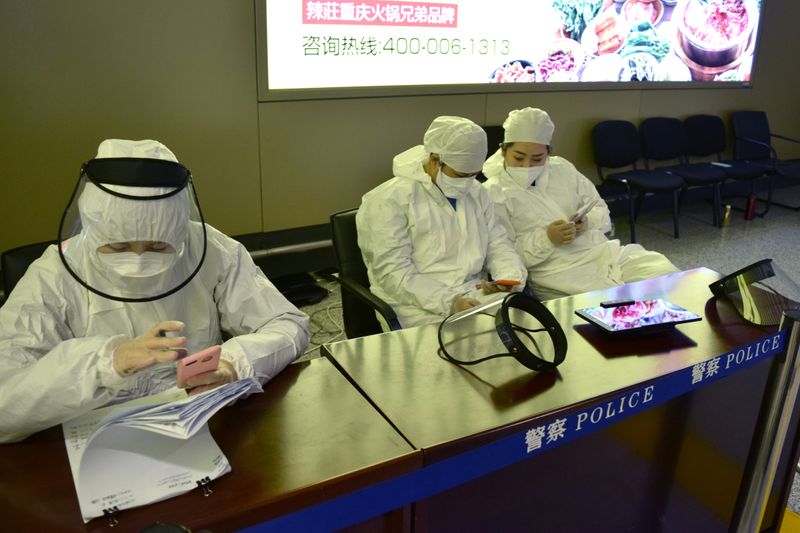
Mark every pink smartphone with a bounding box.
[176,345,221,389]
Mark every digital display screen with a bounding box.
[260,0,762,97]
[575,299,702,333]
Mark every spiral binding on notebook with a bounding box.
[196,476,214,497]
[103,505,120,527]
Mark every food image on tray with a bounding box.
[620,21,671,62]
[622,0,663,26]
[537,38,585,81]
[683,0,750,47]
[622,52,660,81]
[714,54,753,81]
[553,0,605,40]
[654,53,692,81]
[675,0,756,69]
[581,8,626,55]
[490,60,537,83]
[615,21,671,81]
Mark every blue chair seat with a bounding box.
[612,169,685,192]
[722,159,772,181]
[668,163,727,184]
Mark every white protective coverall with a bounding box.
[483,151,679,300]
[0,143,310,443]
[357,144,527,328]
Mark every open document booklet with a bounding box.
[62,377,262,523]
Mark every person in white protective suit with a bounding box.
[482,107,679,300]
[357,116,527,329]
[0,139,310,443]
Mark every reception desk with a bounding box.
[322,267,798,531]
[2,268,797,532]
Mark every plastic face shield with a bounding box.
[709,259,800,326]
[438,293,567,372]
[57,158,207,302]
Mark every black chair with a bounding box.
[484,125,504,154]
[732,110,800,211]
[1,240,55,298]
[330,208,400,339]
[476,125,505,183]
[592,120,684,242]
[684,114,771,218]
[639,117,727,228]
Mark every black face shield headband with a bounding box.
[57,157,208,303]
[438,292,568,372]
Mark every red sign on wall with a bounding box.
[303,0,458,27]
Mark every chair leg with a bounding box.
[629,191,637,244]
[677,186,687,215]
[755,174,774,217]
[672,189,680,238]
[713,182,722,228]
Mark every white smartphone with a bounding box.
[569,199,599,222]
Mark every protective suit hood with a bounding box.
[96,138,179,161]
[394,145,484,202]
[483,149,505,183]
[77,183,189,257]
[59,139,207,302]
[392,145,431,181]
[423,116,487,174]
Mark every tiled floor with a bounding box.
[295,185,800,515]
[610,187,800,283]
[296,276,343,362]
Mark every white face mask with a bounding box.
[505,163,547,189]
[436,168,475,200]
[97,251,176,278]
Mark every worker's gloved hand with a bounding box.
[480,281,513,295]
[451,296,481,314]
[547,219,577,245]
[481,283,502,295]
[183,359,239,396]
[113,321,186,377]
[574,216,589,235]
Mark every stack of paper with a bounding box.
[63,378,262,523]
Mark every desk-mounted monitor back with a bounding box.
[709,259,800,326]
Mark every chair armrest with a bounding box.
[338,275,401,331]
[771,132,800,145]
[606,175,632,193]
[735,135,779,162]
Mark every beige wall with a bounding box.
[1,0,798,248]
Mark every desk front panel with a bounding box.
[411,357,773,532]
[0,357,420,532]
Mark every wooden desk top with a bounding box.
[0,357,419,532]
[323,268,775,458]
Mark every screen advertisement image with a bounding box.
[576,299,702,333]
[259,0,763,99]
